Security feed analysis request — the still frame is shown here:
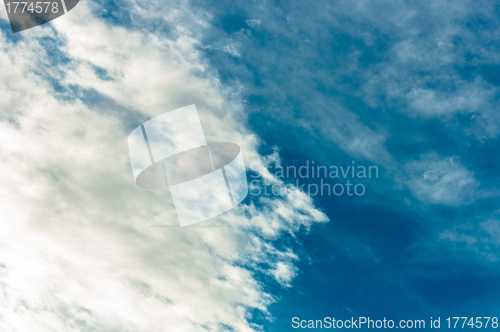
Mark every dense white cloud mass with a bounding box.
[0,2,327,331]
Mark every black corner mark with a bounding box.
[3,0,79,33]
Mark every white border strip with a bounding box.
[60,0,68,13]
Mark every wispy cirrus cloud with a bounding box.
[403,154,479,206]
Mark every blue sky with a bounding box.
[192,0,500,329]
[1,0,500,331]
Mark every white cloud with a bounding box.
[436,219,500,262]
[481,219,500,245]
[245,19,261,28]
[406,79,495,117]
[0,2,328,330]
[404,154,479,205]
